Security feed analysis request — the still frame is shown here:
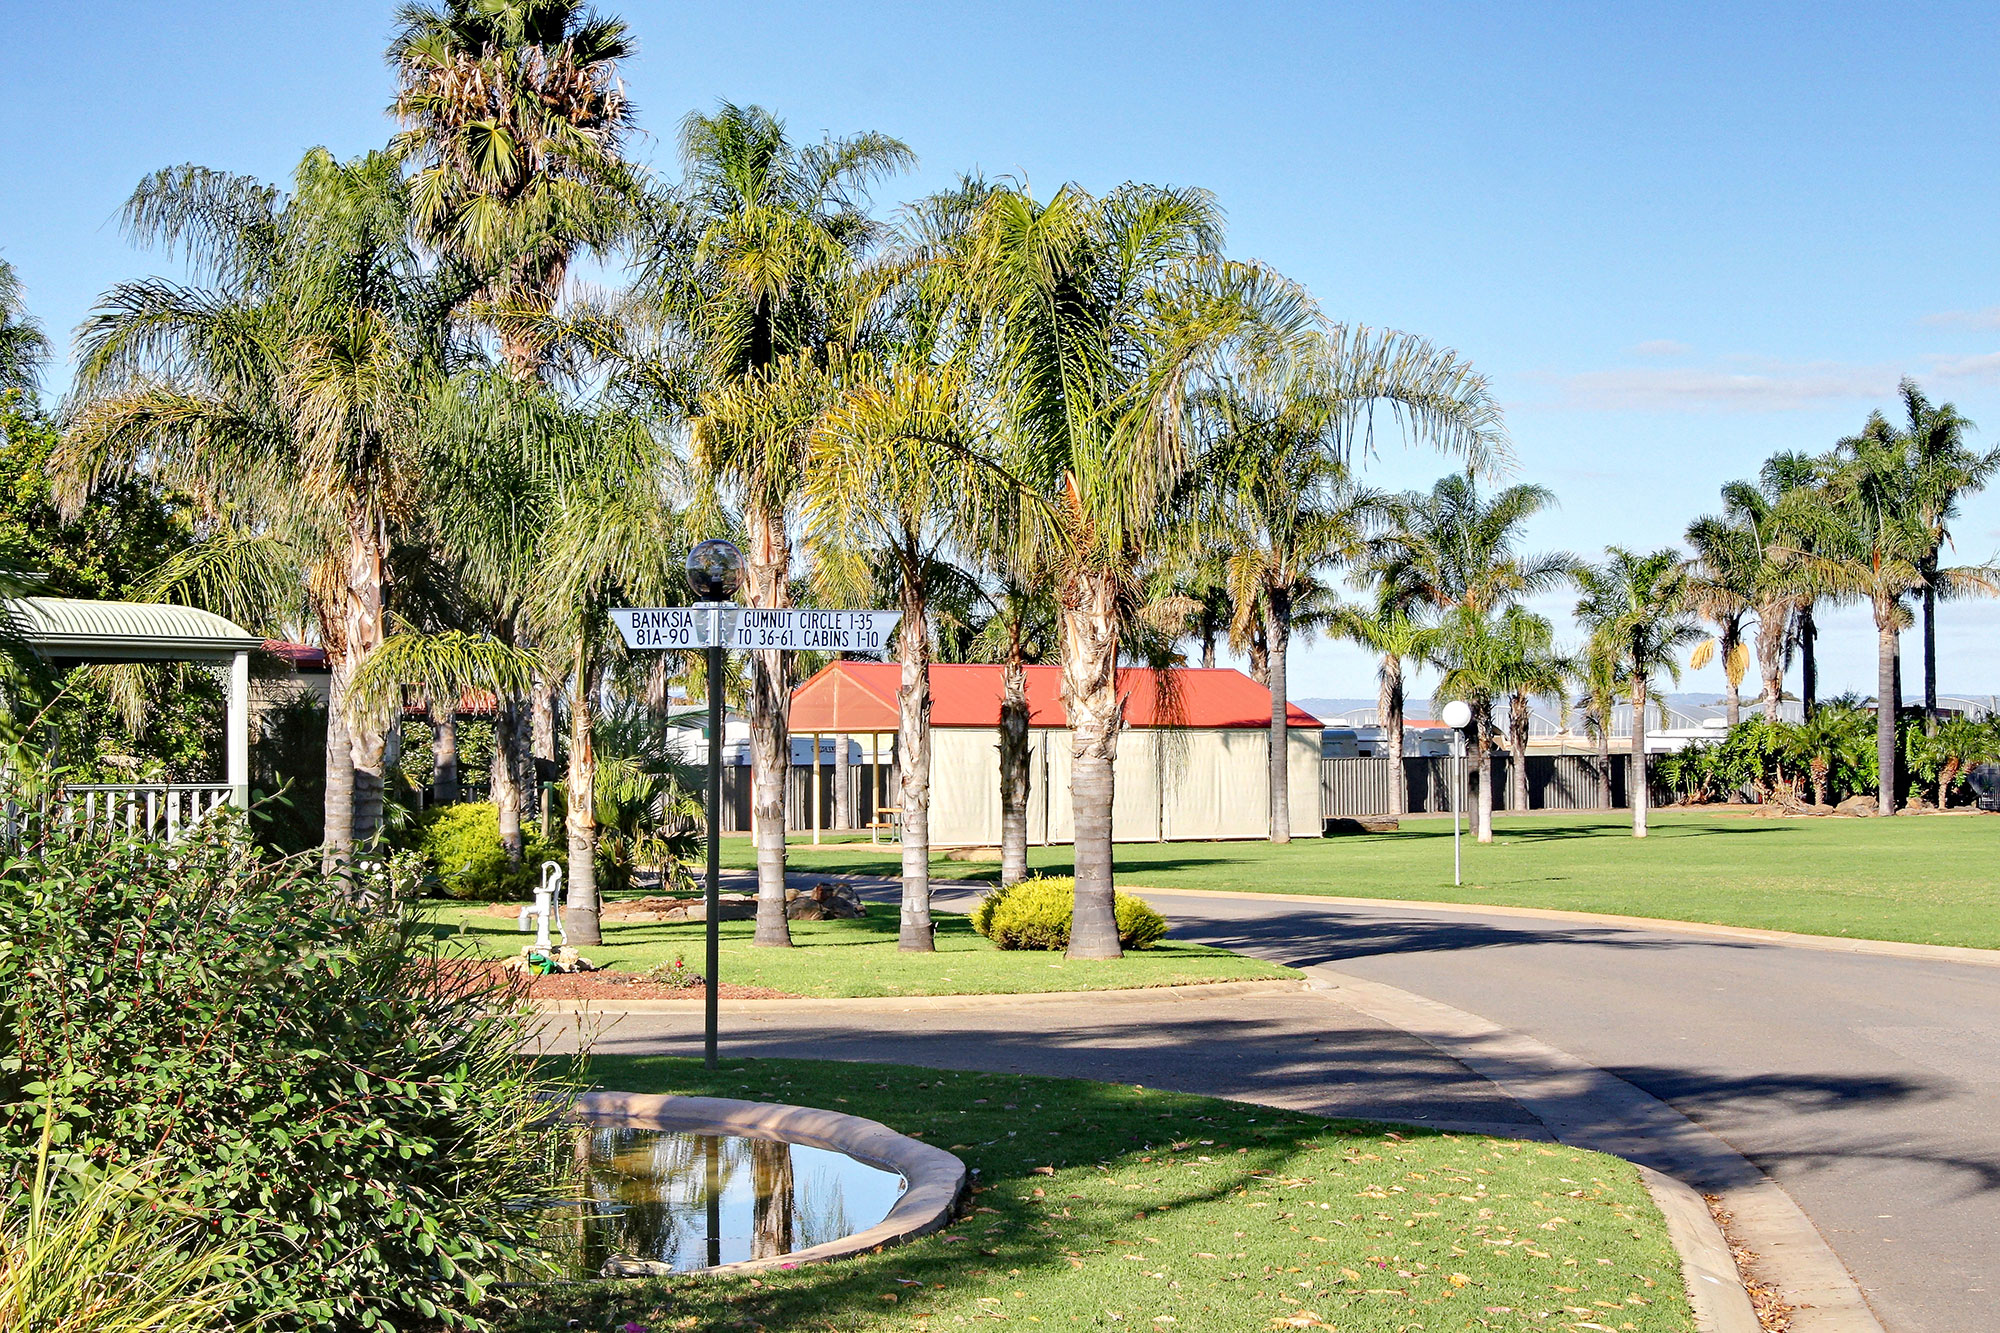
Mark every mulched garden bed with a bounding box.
[454,959,797,1001]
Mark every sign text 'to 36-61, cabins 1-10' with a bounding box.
[610,606,903,654]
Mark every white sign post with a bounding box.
[611,606,902,654]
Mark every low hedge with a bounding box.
[971,877,1168,951]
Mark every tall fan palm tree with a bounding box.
[624,101,913,948]
[1199,327,1504,842]
[965,181,1317,958]
[0,259,49,398]
[1495,606,1566,814]
[1893,378,2000,716]
[1572,547,1701,837]
[1683,512,1758,726]
[59,150,465,862]
[389,0,638,380]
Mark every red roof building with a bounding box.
[789,663,1322,845]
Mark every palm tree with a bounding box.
[389,0,637,381]
[1495,606,1566,814]
[1719,451,1821,719]
[1428,607,1507,842]
[1572,548,1701,837]
[1786,416,1999,815]
[1332,600,1428,816]
[0,259,49,398]
[1374,473,1572,824]
[624,102,913,948]
[1893,378,2000,716]
[809,354,983,951]
[60,151,463,862]
[1572,637,1622,810]
[1683,513,1757,726]
[1906,714,1998,808]
[965,181,1318,958]
[1199,328,1504,842]
[527,408,682,944]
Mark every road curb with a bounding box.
[524,975,1309,1015]
[1300,969,1885,1333]
[1130,884,2000,968]
[567,1089,967,1277]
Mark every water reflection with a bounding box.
[537,1128,905,1277]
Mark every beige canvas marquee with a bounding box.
[789,663,1321,846]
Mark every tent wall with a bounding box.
[921,723,1322,846]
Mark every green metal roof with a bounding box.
[9,597,264,664]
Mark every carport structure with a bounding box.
[11,596,265,833]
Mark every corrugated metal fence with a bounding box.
[1321,754,1647,817]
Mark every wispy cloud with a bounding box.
[1632,339,1690,357]
[1535,350,2000,413]
[1921,307,2000,330]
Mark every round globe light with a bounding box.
[1440,700,1473,730]
[686,539,744,602]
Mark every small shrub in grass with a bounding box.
[0,815,570,1331]
[971,877,1168,951]
[415,801,563,900]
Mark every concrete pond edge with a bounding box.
[566,1089,969,1278]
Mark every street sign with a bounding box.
[611,605,902,653]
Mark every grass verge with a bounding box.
[720,811,2000,949]
[497,1056,1695,1332]
[426,903,1295,998]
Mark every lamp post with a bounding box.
[1440,700,1472,888]
[687,538,744,1070]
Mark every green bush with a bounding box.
[415,801,562,901]
[971,877,1168,952]
[0,816,567,1331]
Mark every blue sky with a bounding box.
[5,1,1997,702]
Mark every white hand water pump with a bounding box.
[518,861,564,950]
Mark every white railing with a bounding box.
[60,784,234,842]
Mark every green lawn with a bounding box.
[719,811,2000,950]
[497,1056,1694,1333]
[427,903,1295,997]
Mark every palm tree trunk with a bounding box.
[1246,618,1269,687]
[492,695,526,857]
[896,584,935,952]
[1722,626,1742,727]
[490,614,526,859]
[745,502,793,948]
[999,645,1031,886]
[750,1138,796,1260]
[1756,607,1786,720]
[322,665,355,872]
[1922,565,1939,718]
[1631,675,1650,837]
[1380,653,1406,818]
[1473,709,1494,844]
[1875,605,1899,817]
[1061,570,1123,960]
[1509,690,1530,813]
[1596,705,1613,811]
[432,709,460,805]
[532,673,558,769]
[1200,622,1217,670]
[1264,586,1291,844]
[563,635,602,946]
[1800,604,1819,718]
[342,522,389,851]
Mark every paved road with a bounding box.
[1141,888,2000,1333]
